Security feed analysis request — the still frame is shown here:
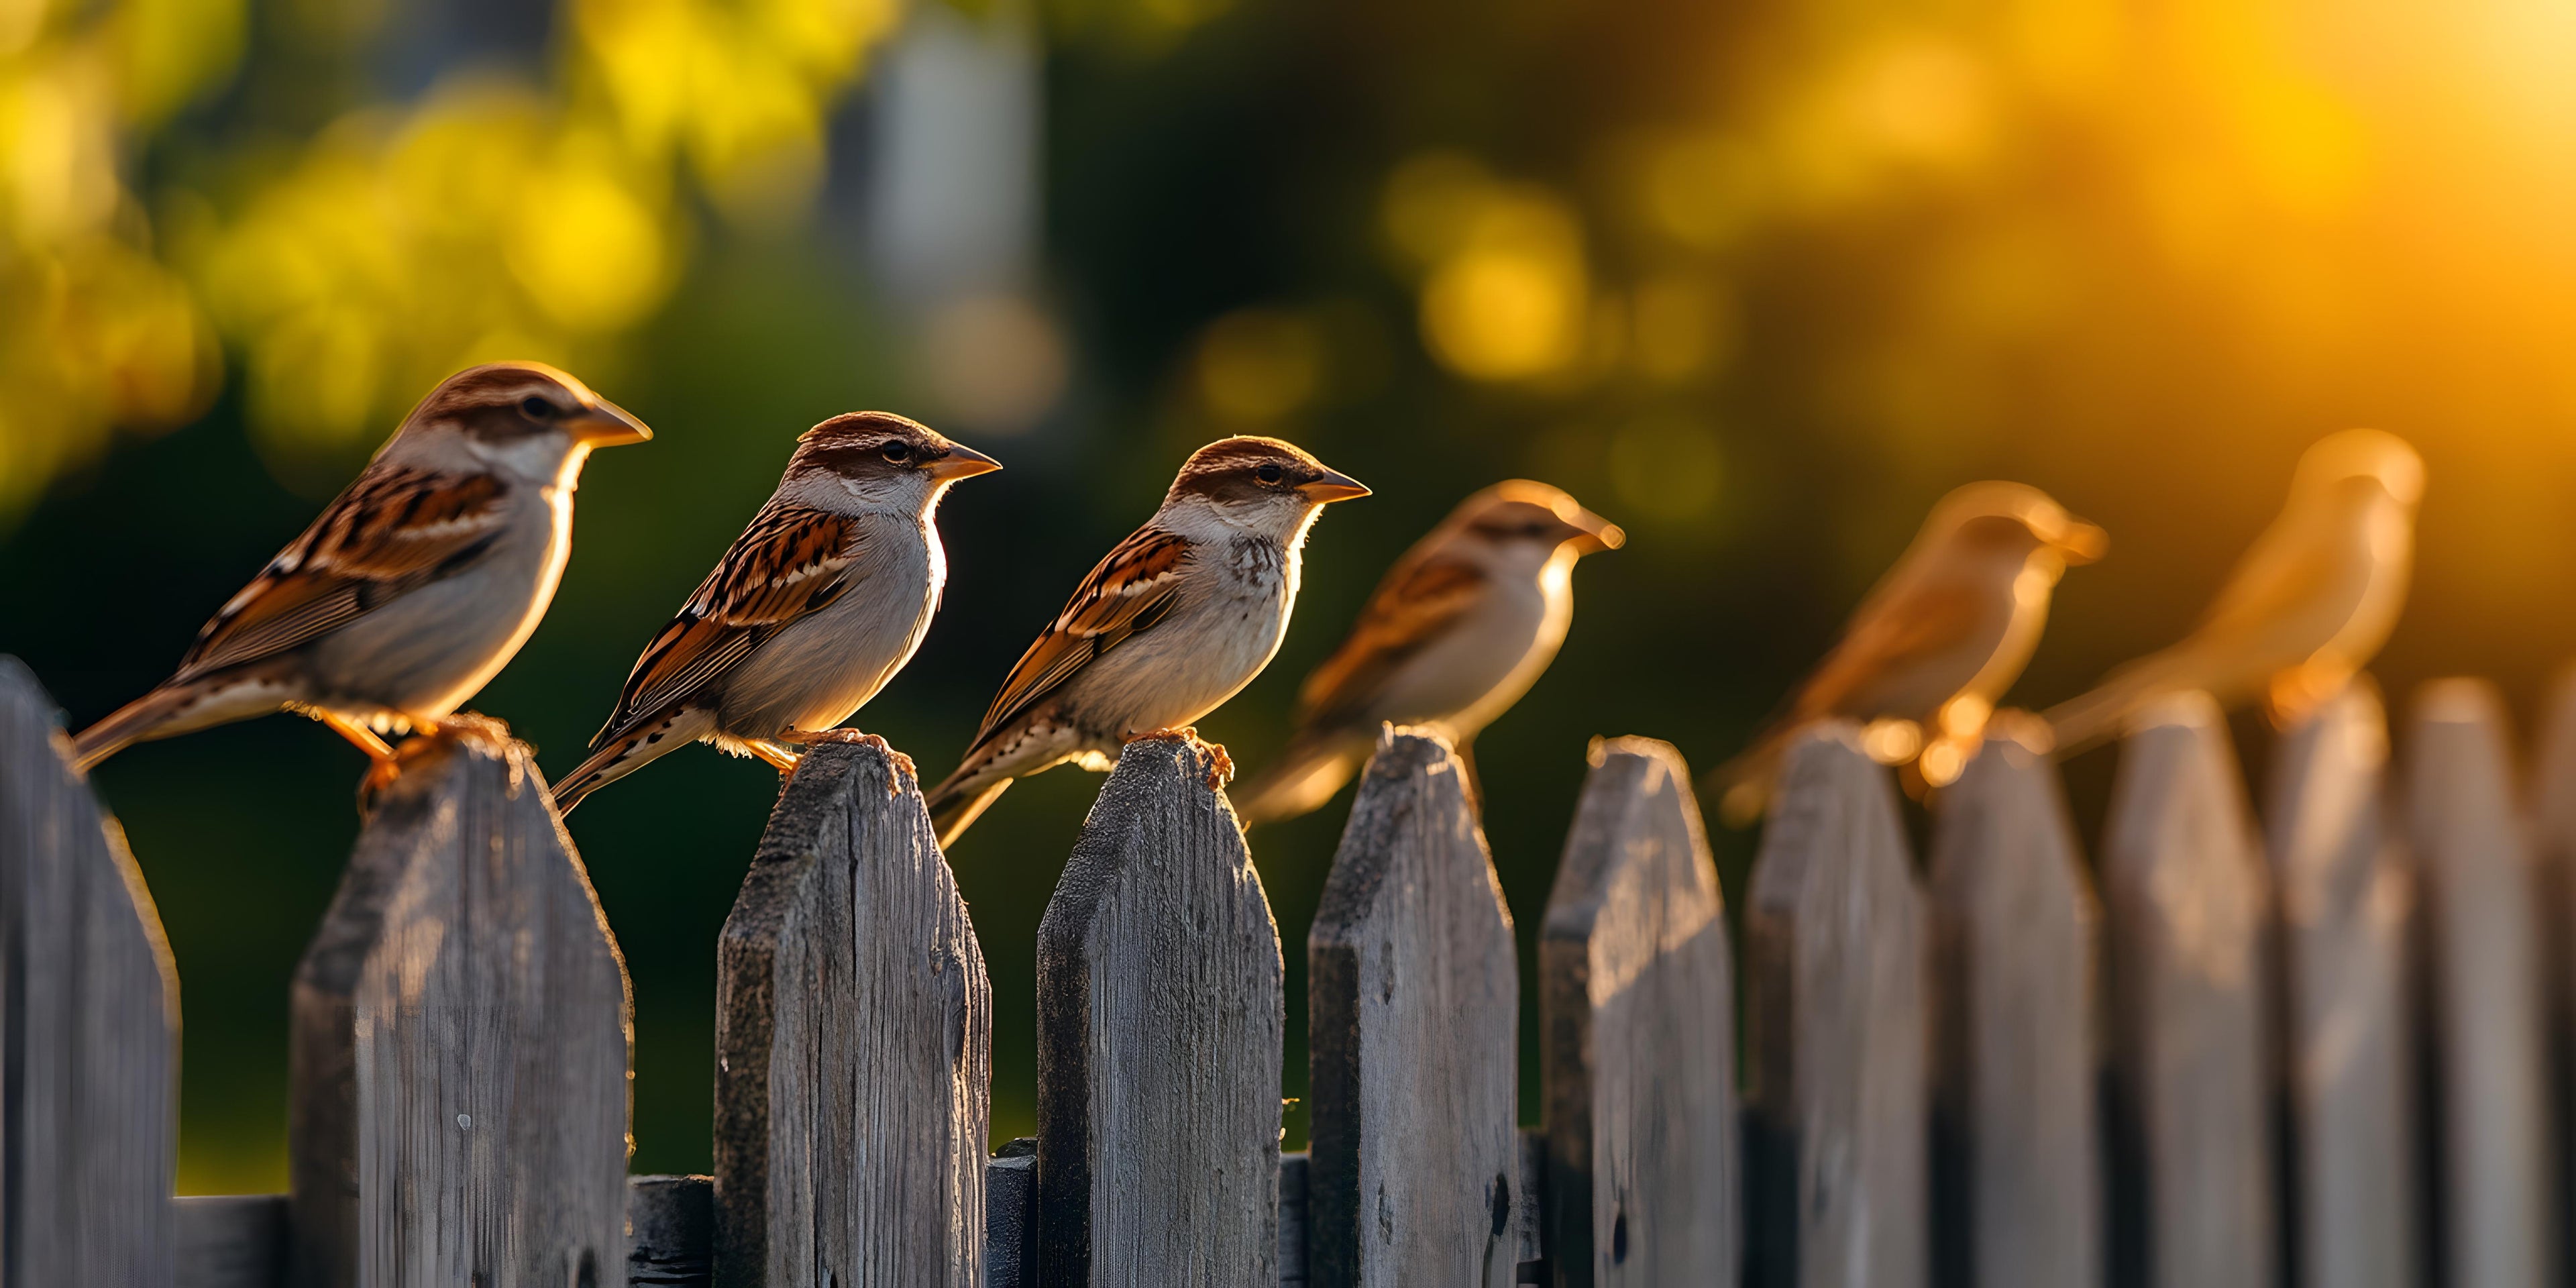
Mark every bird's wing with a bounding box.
[1788,576,1992,722]
[2180,520,2344,655]
[175,466,513,680]
[594,504,863,739]
[970,525,1192,744]
[1295,556,1489,732]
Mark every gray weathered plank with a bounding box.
[1742,723,1925,1288]
[2098,692,2274,1288]
[1542,735,1737,1287]
[0,656,178,1287]
[713,740,989,1287]
[176,1195,289,1288]
[1307,727,1519,1287]
[286,719,631,1287]
[629,1177,713,1288]
[1034,732,1285,1286]
[2263,680,2415,1288]
[2405,680,2555,1288]
[1925,720,2101,1288]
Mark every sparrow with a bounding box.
[1707,481,2105,825]
[1231,480,1623,824]
[2043,429,2422,754]
[70,362,652,786]
[549,413,1001,810]
[920,436,1370,847]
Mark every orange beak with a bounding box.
[930,443,1004,480]
[1298,468,1372,503]
[570,398,653,448]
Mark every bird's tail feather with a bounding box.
[70,687,197,773]
[1232,731,1371,826]
[2039,653,2191,757]
[925,771,1012,850]
[549,708,688,813]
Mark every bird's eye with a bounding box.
[1255,462,1284,484]
[520,396,557,420]
[881,441,914,464]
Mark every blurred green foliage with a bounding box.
[13,0,2576,1194]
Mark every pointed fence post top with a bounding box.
[0,657,180,1287]
[288,714,632,1288]
[1928,716,2078,885]
[1544,735,1721,951]
[716,735,990,1288]
[1036,729,1283,1285]
[1312,723,1500,939]
[1748,720,1913,917]
[2102,690,2259,888]
[2406,678,2522,849]
[753,737,928,857]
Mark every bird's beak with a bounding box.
[930,443,1004,480]
[2051,517,2108,566]
[1299,469,1372,503]
[1563,506,1626,554]
[570,399,653,448]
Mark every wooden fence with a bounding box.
[7,652,2576,1286]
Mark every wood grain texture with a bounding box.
[2098,692,2274,1288]
[0,656,179,1287]
[1742,724,1925,1288]
[2263,681,2415,1288]
[1034,733,1285,1286]
[286,722,631,1288]
[1307,727,1519,1287]
[987,1147,1038,1288]
[1542,736,1737,1287]
[1925,724,2100,1288]
[713,741,989,1287]
[2404,680,2554,1288]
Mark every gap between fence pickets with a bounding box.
[170,1139,1550,1288]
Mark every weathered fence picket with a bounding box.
[2263,680,2415,1288]
[1925,720,2100,1288]
[1305,727,1520,1287]
[286,722,632,1288]
[0,658,178,1287]
[1033,732,1285,1285]
[1542,736,1737,1286]
[2098,692,2274,1288]
[713,739,990,1287]
[2404,680,2555,1288]
[1743,724,1926,1288]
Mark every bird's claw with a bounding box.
[1121,726,1230,786]
[785,729,916,792]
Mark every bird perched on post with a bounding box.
[1232,480,1623,825]
[922,436,1370,847]
[1707,482,2105,826]
[70,362,652,790]
[549,413,1001,810]
[2043,429,2422,754]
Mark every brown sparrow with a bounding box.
[550,413,1000,810]
[70,362,651,785]
[1232,480,1622,824]
[1709,481,2104,824]
[920,436,1369,846]
[2045,429,2421,753]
